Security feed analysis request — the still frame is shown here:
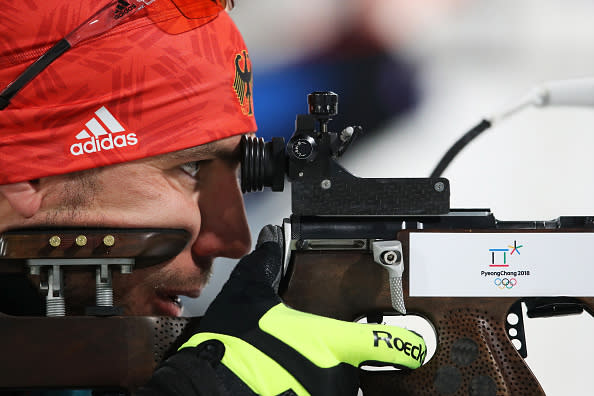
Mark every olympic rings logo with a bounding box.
[494,278,517,289]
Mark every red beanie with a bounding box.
[0,0,256,184]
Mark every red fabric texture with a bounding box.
[0,0,256,184]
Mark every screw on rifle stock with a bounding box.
[49,235,61,247]
[103,235,115,247]
[381,250,402,265]
[321,179,332,189]
[75,235,88,246]
[434,181,445,192]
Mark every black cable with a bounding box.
[430,118,492,178]
[0,38,71,110]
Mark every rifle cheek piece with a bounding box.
[1,228,190,317]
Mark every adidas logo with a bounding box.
[69,106,138,156]
[114,0,137,20]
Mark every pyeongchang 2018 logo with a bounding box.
[69,106,138,156]
[481,240,530,290]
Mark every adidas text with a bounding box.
[70,134,138,156]
[70,106,137,156]
[114,1,137,20]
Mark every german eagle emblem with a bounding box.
[233,50,253,116]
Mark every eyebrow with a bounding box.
[156,138,242,164]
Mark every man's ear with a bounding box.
[0,181,42,218]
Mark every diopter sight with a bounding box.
[240,91,450,217]
[240,91,363,193]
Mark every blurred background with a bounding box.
[184,1,594,394]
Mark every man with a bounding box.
[0,1,426,394]
[0,0,254,317]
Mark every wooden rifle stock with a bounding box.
[280,230,594,396]
[0,227,195,392]
[0,314,196,392]
[1,226,593,393]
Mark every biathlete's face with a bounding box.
[61,134,251,316]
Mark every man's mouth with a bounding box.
[170,295,183,309]
[154,289,200,316]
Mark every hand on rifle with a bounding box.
[138,226,426,396]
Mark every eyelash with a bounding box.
[180,161,201,178]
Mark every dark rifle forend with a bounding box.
[0,314,193,391]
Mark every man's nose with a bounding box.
[191,161,251,259]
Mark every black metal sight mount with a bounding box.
[240,91,450,216]
[240,91,354,193]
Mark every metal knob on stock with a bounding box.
[372,240,407,315]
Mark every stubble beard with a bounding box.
[62,263,212,316]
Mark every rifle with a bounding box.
[1,91,593,395]
[240,91,594,395]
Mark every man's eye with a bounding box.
[180,161,201,178]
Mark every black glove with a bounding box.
[138,226,426,396]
